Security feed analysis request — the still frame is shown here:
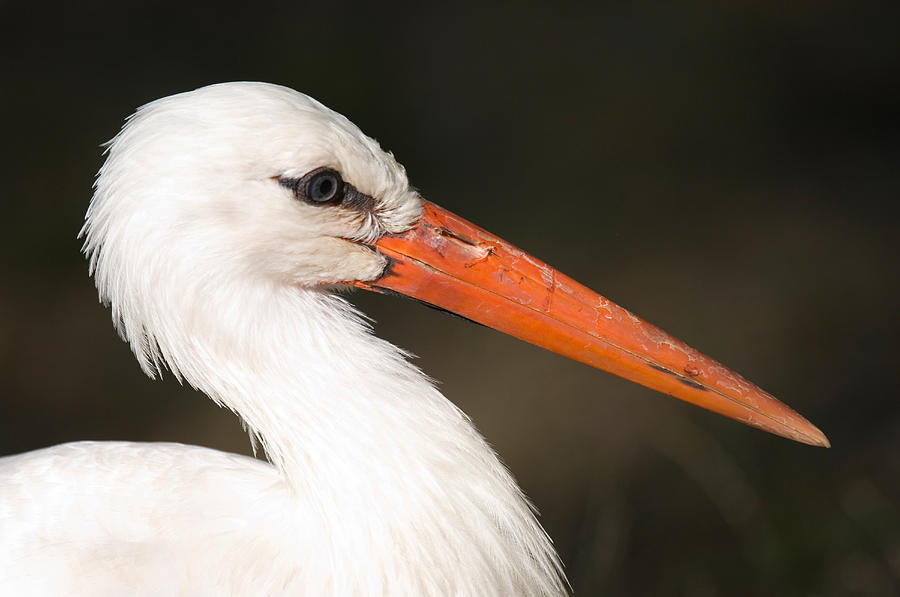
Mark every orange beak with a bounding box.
[354,201,829,447]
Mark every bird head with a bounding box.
[84,82,421,293]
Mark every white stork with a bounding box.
[0,82,828,596]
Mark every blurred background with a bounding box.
[1,2,898,595]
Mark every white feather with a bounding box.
[1,83,567,596]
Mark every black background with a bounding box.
[2,3,898,595]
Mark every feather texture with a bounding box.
[1,83,567,596]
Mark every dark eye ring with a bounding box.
[279,167,345,205]
[305,169,343,203]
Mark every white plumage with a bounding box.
[1,83,565,596]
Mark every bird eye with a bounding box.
[303,169,343,203]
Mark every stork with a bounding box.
[0,82,828,596]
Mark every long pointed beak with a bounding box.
[354,201,829,447]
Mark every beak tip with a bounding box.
[798,422,830,448]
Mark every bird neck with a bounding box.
[181,286,455,484]
[161,283,564,594]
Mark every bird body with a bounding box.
[3,437,559,596]
[2,442,290,596]
[0,82,825,595]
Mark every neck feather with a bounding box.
[149,283,567,595]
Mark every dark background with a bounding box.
[1,2,898,595]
